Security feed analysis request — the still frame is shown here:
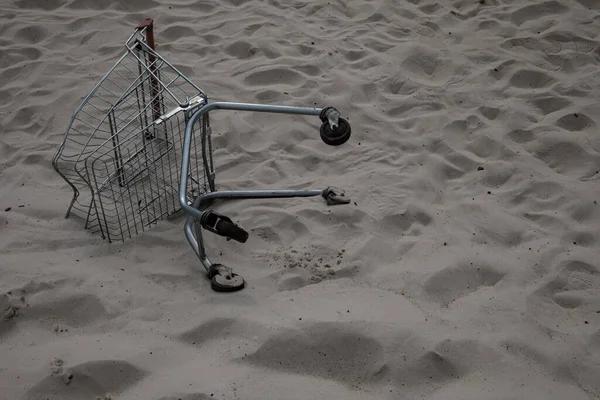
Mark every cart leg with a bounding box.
[183,187,350,292]
[184,216,245,292]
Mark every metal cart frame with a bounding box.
[52,18,352,292]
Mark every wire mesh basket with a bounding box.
[53,19,213,243]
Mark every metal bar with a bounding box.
[136,54,151,142]
[107,110,125,187]
[190,189,325,213]
[179,101,323,220]
[90,159,110,242]
[184,216,212,272]
[205,115,215,191]
[199,115,210,194]
[106,162,126,242]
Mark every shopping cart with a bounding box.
[52,18,352,292]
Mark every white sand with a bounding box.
[2,0,600,399]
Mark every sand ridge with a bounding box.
[1,0,600,399]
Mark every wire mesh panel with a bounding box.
[53,21,212,242]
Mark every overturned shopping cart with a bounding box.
[52,18,352,292]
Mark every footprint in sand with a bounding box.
[510,1,569,27]
[238,322,386,386]
[424,262,505,307]
[533,136,599,179]
[24,293,111,329]
[543,32,598,53]
[529,94,572,115]
[509,69,557,89]
[390,338,502,388]
[25,360,146,400]
[527,259,600,333]
[177,316,270,348]
[556,112,596,132]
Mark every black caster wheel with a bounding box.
[208,264,245,292]
[319,107,351,146]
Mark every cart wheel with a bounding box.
[216,220,249,243]
[209,264,245,292]
[320,118,351,146]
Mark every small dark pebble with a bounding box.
[584,321,589,324]
[18,205,24,208]
[477,166,484,171]
[487,191,492,194]
[443,242,447,246]
[4,207,10,212]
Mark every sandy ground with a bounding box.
[2,0,600,399]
